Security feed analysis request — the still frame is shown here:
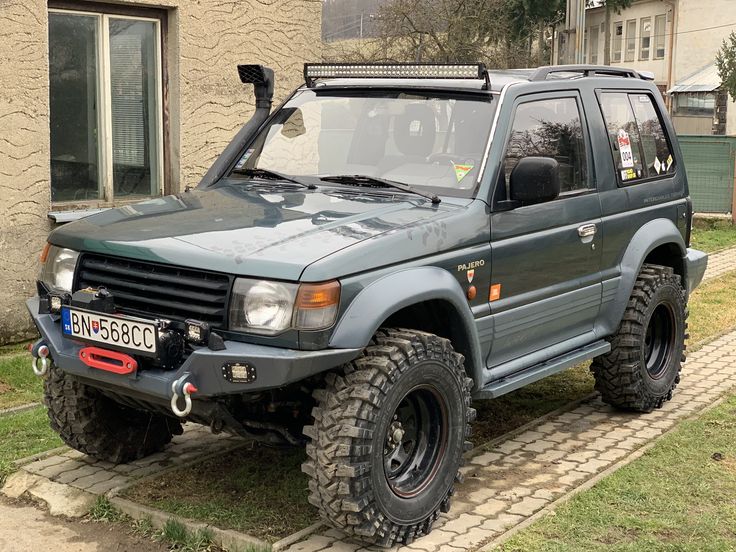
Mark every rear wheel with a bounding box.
[44,363,182,463]
[591,264,687,412]
[302,328,474,547]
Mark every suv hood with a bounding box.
[51,182,469,280]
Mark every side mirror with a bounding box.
[509,157,561,205]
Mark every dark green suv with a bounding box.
[29,63,707,547]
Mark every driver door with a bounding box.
[487,93,602,372]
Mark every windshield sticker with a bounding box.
[654,157,662,174]
[235,149,255,170]
[621,168,637,181]
[617,129,634,169]
[666,154,673,171]
[453,162,474,183]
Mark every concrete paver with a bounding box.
[281,246,736,551]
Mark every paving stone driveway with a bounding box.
[282,249,736,551]
[5,245,736,551]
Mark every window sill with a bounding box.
[48,208,111,223]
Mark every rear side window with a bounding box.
[503,97,589,194]
[599,92,675,184]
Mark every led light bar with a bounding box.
[304,63,487,86]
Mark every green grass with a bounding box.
[123,266,736,543]
[501,394,736,551]
[689,269,736,347]
[123,446,315,543]
[691,218,736,253]
[0,406,62,484]
[0,352,43,409]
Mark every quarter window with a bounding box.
[49,9,164,204]
[599,93,675,184]
[503,97,589,194]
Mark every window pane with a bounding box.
[49,13,101,202]
[625,20,636,62]
[629,94,675,177]
[640,17,651,60]
[109,18,160,198]
[599,93,645,183]
[613,22,623,63]
[590,26,599,64]
[504,98,588,194]
[654,14,666,59]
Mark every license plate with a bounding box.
[61,307,158,357]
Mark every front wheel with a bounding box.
[591,263,687,412]
[302,328,475,547]
[44,363,182,463]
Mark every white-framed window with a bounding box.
[583,27,589,64]
[49,8,164,205]
[589,25,599,65]
[612,21,623,63]
[654,14,666,59]
[640,17,652,60]
[625,19,636,62]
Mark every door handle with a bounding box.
[578,224,597,238]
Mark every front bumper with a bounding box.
[685,247,708,295]
[27,297,362,404]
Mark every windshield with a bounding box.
[232,89,496,198]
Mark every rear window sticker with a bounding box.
[654,157,662,174]
[617,129,634,169]
[621,168,637,181]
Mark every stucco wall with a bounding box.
[0,0,321,344]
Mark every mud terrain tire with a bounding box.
[302,328,475,547]
[591,263,687,412]
[44,363,182,463]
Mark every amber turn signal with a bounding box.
[39,242,51,264]
[296,281,341,310]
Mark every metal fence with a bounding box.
[679,135,736,214]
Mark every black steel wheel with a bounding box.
[592,263,687,412]
[644,303,677,379]
[302,328,475,547]
[383,385,448,499]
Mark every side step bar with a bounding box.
[475,340,610,400]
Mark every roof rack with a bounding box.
[303,62,491,89]
[530,65,655,82]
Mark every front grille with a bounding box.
[76,254,231,327]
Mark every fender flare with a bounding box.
[598,218,686,337]
[329,267,484,386]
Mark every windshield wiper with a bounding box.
[232,167,317,190]
[320,175,440,204]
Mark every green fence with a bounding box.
[679,135,736,214]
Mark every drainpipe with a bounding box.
[664,0,677,111]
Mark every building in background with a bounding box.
[555,0,736,136]
[0,0,321,344]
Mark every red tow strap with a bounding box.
[79,347,137,374]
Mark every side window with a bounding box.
[503,97,589,194]
[599,92,675,184]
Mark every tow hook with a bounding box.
[31,341,51,377]
[170,374,198,418]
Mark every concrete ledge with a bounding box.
[2,470,96,517]
[111,497,271,551]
